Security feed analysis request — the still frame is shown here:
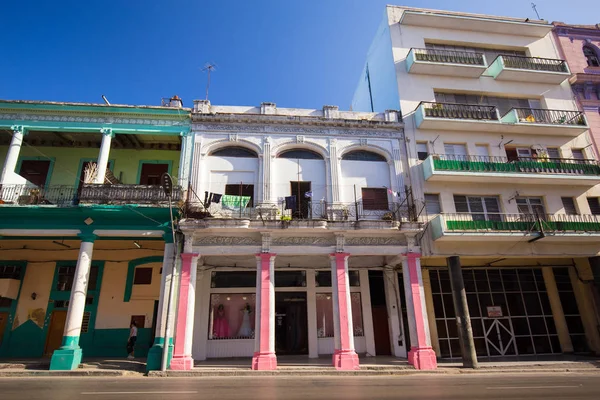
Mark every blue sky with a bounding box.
[2,1,595,109]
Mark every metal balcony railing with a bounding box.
[79,184,182,205]
[443,213,600,232]
[421,102,499,121]
[509,108,586,126]
[0,184,181,207]
[431,154,600,176]
[412,48,486,66]
[499,55,569,73]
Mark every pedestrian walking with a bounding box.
[127,321,138,359]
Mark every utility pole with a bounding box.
[201,63,217,101]
[447,256,478,368]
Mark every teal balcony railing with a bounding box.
[444,213,600,233]
[497,55,569,73]
[431,154,600,176]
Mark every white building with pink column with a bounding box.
[173,101,437,370]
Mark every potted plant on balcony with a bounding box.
[281,215,292,228]
[382,212,395,221]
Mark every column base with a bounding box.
[408,346,437,370]
[252,352,277,370]
[332,349,360,370]
[50,347,82,371]
[170,355,194,370]
[146,338,173,372]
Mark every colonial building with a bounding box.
[0,99,192,370]
[175,101,437,370]
[353,6,600,360]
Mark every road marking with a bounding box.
[81,391,198,395]
[486,385,581,390]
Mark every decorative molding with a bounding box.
[192,123,401,138]
[271,236,336,246]
[193,236,261,246]
[345,237,404,246]
[335,233,345,253]
[2,113,188,127]
[100,127,114,138]
[229,133,239,142]
[261,232,272,253]
[296,135,305,143]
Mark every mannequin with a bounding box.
[237,303,253,337]
[212,304,230,338]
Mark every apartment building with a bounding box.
[0,99,192,370]
[353,6,600,360]
[172,101,439,370]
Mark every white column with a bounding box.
[328,138,340,203]
[262,137,272,203]
[178,132,194,191]
[391,146,404,195]
[359,269,376,357]
[384,267,405,357]
[50,235,95,370]
[0,126,26,185]
[94,128,114,184]
[306,269,318,358]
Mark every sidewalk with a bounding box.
[1,355,599,377]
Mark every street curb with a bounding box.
[0,370,142,377]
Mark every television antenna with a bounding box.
[201,62,217,100]
[531,3,541,20]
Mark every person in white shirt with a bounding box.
[127,321,138,360]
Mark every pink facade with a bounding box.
[171,252,199,370]
[554,23,600,157]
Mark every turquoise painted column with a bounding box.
[0,125,26,185]
[94,128,114,184]
[146,235,175,372]
[50,234,96,370]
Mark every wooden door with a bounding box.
[18,160,51,187]
[0,312,8,346]
[139,163,169,185]
[44,310,67,356]
[290,181,311,219]
[372,306,392,356]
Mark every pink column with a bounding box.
[252,253,277,370]
[331,253,360,370]
[402,252,437,370]
[170,252,199,370]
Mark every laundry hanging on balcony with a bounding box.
[221,194,250,211]
[284,195,297,210]
[204,191,223,207]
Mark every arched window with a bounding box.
[342,150,386,162]
[584,46,600,67]
[278,149,323,160]
[210,146,258,158]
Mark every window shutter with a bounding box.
[361,188,388,211]
[572,149,584,160]
[588,198,600,215]
[561,197,578,215]
[424,194,441,215]
[453,195,469,213]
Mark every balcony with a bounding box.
[423,154,600,186]
[184,200,417,231]
[415,102,502,132]
[0,184,181,207]
[406,48,487,78]
[500,108,588,136]
[431,213,600,242]
[486,55,570,84]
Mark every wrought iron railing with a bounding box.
[0,185,77,206]
[412,48,486,66]
[443,213,600,232]
[509,108,586,126]
[421,102,499,121]
[431,154,600,176]
[0,184,181,207]
[79,184,182,205]
[186,200,411,222]
[499,55,569,73]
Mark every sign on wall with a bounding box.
[486,306,503,318]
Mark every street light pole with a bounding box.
[161,173,179,372]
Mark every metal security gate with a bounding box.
[430,267,561,358]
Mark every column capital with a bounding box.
[100,127,114,138]
[180,252,199,262]
[78,233,97,243]
[179,130,192,138]
[10,125,26,135]
[255,252,276,261]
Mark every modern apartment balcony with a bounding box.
[500,108,588,136]
[415,102,502,132]
[431,213,600,242]
[422,154,600,186]
[486,55,570,84]
[0,184,181,207]
[406,48,487,78]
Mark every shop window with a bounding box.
[315,270,360,287]
[416,143,428,161]
[275,271,306,287]
[208,293,255,340]
[133,267,153,285]
[211,271,256,288]
[315,292,363,338]
[361,188,388,211]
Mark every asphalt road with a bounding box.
[1,373,599,400]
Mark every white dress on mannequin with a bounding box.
[237,309,252,337]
